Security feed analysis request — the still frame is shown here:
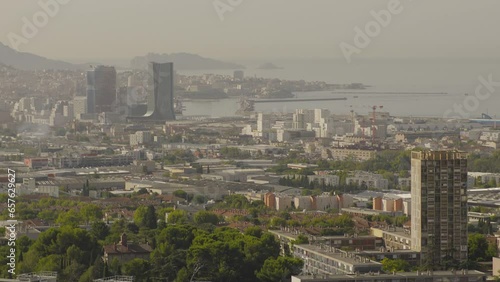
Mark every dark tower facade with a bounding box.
[86,66,117,113]
[86,70,96,114]
[128,62,176,122]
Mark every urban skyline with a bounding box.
[1,2,500,282]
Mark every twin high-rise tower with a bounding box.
[86,62,176,122]
[127,62,176,122]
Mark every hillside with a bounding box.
[0,43,80,70]
[131,52,245,70]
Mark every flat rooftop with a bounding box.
[411,150,467,160]
[292,270,485,281]
[371,227,411,239]
[294,244,381,267]
[341,207,396,216]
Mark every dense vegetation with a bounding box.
[0,196,306,281]
[469,150,500,173]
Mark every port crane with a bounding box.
[349,104,383,143]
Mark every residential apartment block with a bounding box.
[410,151,468,267]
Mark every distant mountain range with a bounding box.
[257,62,283,70]
[131,52,245,70]
[0,43,246,71]
[0,43,81,70]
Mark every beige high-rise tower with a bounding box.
[410,151,468,268]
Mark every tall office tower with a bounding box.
[314,109,330,124]
[86,66,117,113]
[73,96,87,120]
[257,112,271,135]
[410,151,468,268]
[128,62,176,122]
[233,70,244,80]
[292,109,314,129]
[74,80,86,97]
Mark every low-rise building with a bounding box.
[103,233,152,263]
[266,193,353,212]
[130,131,152,146]
[341,207,401,217]
[308,175,340,187]
[24,158,49,169]
[294,244,382,276]
[371,227,411,250]
[291,270,485,282]
[276,195,293,211]
[346,171,388,190]
[330,148,377,162]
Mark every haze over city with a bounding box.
[2,0,500,62]
[1,1,500,282]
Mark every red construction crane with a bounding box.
[350,104,383,140]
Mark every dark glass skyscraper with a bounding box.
[128,62,176,122]
[86,66,117,113]
[86,72,95,114]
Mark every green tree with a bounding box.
[144,205,158,229]
[136,188,149,195]
[194,211,220,225]
[487,241,498,258]
[109,258,121,276]
[468,233,491,262]
[220,147,250,159]
[186,228,280,282]
[193,195,207,205]
[79,266,94,282]
[150,225,196,280]
[173,190,188,200]
[218,194,251,209]
[80,204,103,225]
[270,217,287,227]
[381,258,411,273]
[91,257,106,281]
[90,221,110,241]
[293,234,309,245]
[174,267,190,282]
[244,227,263,238]
[255,256,303,282]
[35,254,62,272]
[122,258,150,282]
[133,206,148,227]
[38,210,58,222]
[56,210,84,227]
[127,222,139,234]
[17,236,32,253]
[167,210,189,224]
[20,226,100,279]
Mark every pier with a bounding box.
[238,97,347,113]
[251,97,348,103]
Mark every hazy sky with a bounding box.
[2,0,500,61]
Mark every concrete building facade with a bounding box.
[410,151,468,267]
